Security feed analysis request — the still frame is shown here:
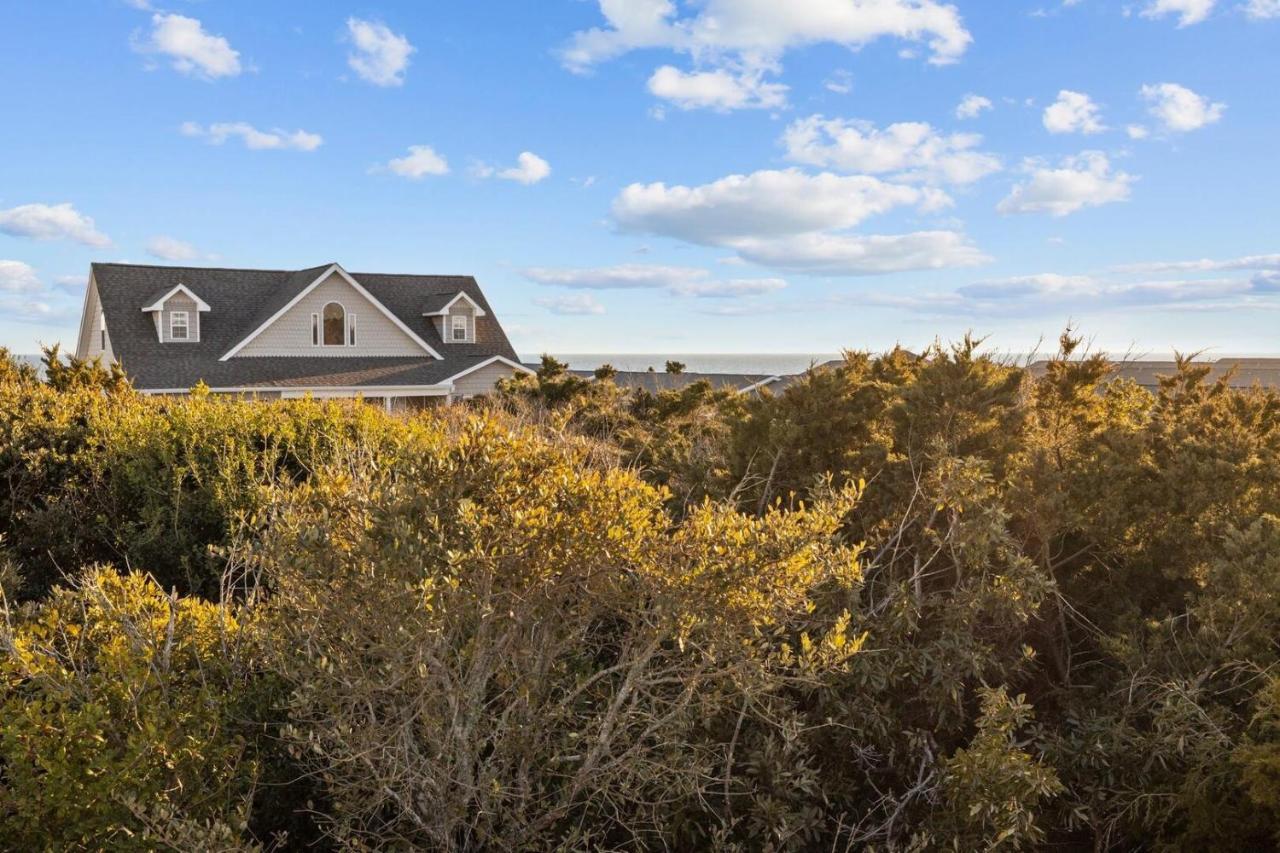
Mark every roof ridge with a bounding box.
[351,272,477,280]
[92,261,300,274]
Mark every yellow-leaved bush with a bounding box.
[248,415,863,850]
[0,569,260,851]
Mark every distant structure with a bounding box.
[1027,358,1280,391]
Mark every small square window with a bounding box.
[451,315,468,342]
[170,311,190,341]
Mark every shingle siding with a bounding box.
[160,293,200,344]
[235,272,425,357]
[451,361,524,397]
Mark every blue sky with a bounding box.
[2,0,1279,356]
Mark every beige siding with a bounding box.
[160,293,200,343]
[235,272,426,358]
[78,279,114,362]
[451,362,523,397]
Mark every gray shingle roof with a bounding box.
[91,262,518,390]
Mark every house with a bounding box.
[74,262,533,408]
[1027,357,1280,391]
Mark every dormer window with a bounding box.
[452,314,468,342]
[170,311,190,341]
[312,302,357,347]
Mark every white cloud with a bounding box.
[1042,89,1105,134]
[145,236,207,261]
[1127,124,1150,139]
[781,116,1001,184]
[135,13,241,79]
[560,0,974,71]
[613,169,946,243]
[726,231,989,275]
[875,269,1280,317]
[955,93,993,119]
[611,168,983,275]
[181,121,323,151]
[1142,0,1216,26]
[1140,82,1226,132]
[383,145,450,179]
[997,152,1135,217]
[495,152,552,185]
[825,69,854,94]
[522,264,788,297]
[1246,0,1280,18]
[647,65,788,111]
[1114,253,1280,274]
[0,203,111,248]
[0,260,41,293]
[533,294,607,315]
[346,18,414,87]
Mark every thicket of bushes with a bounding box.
[4,338,1280,850]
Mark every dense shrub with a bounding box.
[5,338,1280,848]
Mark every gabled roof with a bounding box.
[219,263,442,361]
[422,291,487,316]
[90,262,520,391]
[141,283,212,313]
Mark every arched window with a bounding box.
[323,302,345,346]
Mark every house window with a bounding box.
[98,312,107,350]
[170,311,190,341]
[312,314,319,346]
[451,314,468,342]
[323,302,346,346]
[349,314,358,346]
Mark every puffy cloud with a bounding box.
[383,145,450,179]
[1140,82,1226,132]
[560,1,970,114]
[1042,89,1105,134]
[145,236,208,261]
[346,18,414,87]
[522,264,788,297]
[498,152,552,185]
[1246,0,1280,19]
[135,13,241,79]
[997,152,1135,217]
[611,168,983,275]
[955,93,993,119]
[533,294,607,315]
[0,203,111,248]
[781,116,1001,184]
[180,121,323,151]
[613,169,947,243]
[1141,0,1216,26]
[1127,124,1150,140]
[0,260,41,293]
[647,65,788,111]
[560,0,973,71]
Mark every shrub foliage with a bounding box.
[4,339,1280,849]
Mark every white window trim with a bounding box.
[451,313,469,343]
[311,313,319,347]
[321,301,347,347]
[169,310,191,342]
[349,313,358,347]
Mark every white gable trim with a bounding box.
[422,291,487,317]
[739,376,782,394]
[440,355,534,383]
[141,283,212,313]
[220,264,443,361]
[74,271,97,360]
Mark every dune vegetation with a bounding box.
[4,335,1280,850]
